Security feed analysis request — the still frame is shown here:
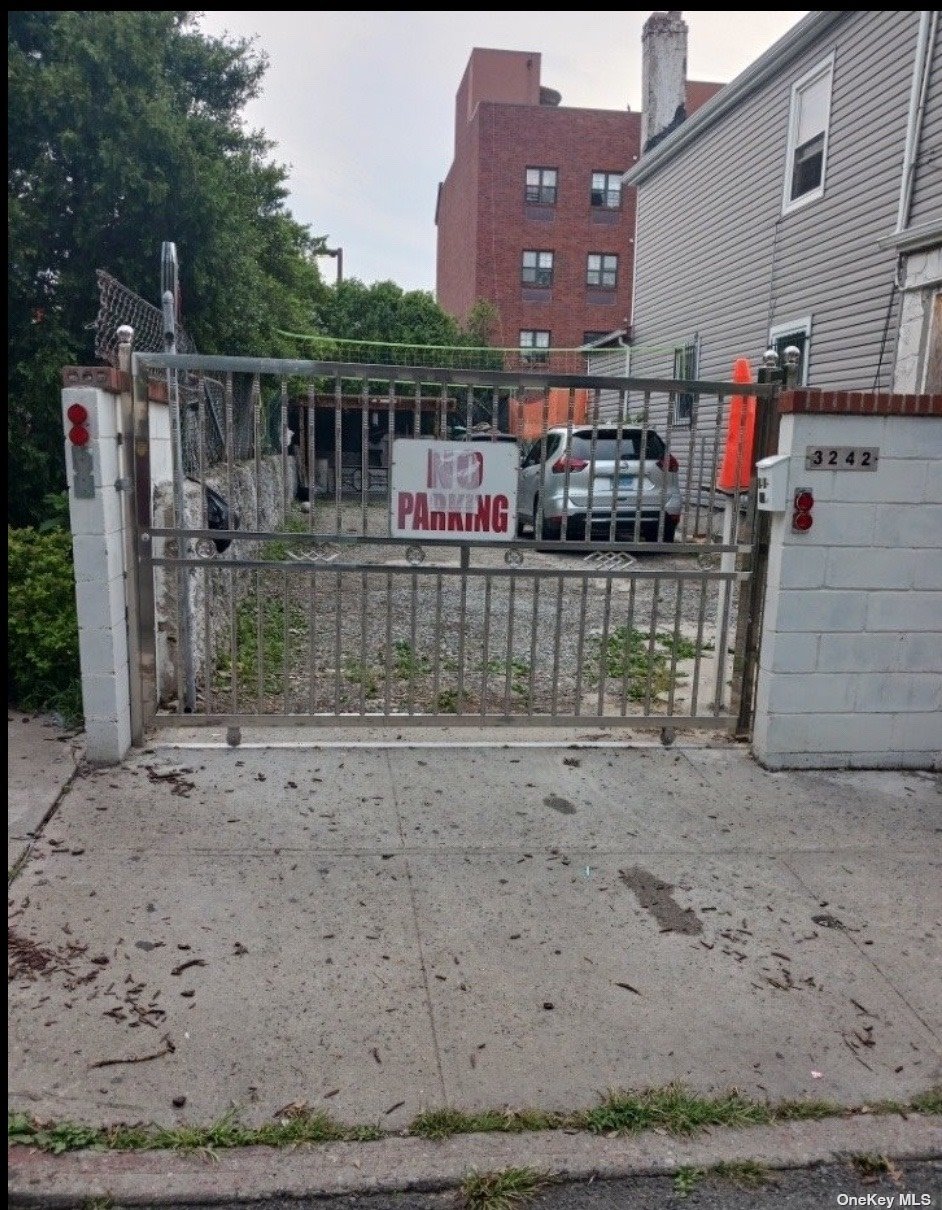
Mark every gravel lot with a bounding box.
[193,502,743,722]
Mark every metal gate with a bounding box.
[129,353,778,734]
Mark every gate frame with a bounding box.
[129,352,780,735]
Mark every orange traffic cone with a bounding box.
[717,358,756,491]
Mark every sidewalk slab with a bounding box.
[7,713,80,869]
[8,745,942,1139]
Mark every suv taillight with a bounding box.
[657,454,679,473]
[552,455,589,473]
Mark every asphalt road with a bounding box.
[166,1159,942,1208]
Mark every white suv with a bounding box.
[518,426,682,542]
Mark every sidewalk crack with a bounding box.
[385,749,448,1106]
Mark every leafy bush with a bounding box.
[7,527,81,721]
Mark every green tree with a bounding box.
[311,279,470,354]
[8,10,328,525]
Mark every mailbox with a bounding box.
[755,454,791,512]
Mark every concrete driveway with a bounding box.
[7,739,941,1132]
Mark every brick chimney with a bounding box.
[641,10,689,152]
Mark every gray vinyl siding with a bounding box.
[630,10,920,406]
[584,344,712,508]
[585,347,630,423]
[909,21,942,228]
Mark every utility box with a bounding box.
[756,454,791,512]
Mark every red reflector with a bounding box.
[68,425,90,446]
[794,489,814,511]
[792,511,813,532]
[552,455,589,473]
[657,454,679,472]
[67,403,89,425]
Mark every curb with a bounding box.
[8,1114,941,1206]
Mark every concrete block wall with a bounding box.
[62,383,132,764]
[753,389,941,769]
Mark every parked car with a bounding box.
[517,426,681,541]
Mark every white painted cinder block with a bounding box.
[817,632,906,674]
[759,630,819,674]
[774,590,868,634]
[780,712,898,754]
[81,673,122,722]
[871,503,942,549]
[854,674,941,713]
[825,547,913,590]
[72,532,124,585]
[913,559,942,590]
[790,415,887,450]
[891,712,942,755]
[827,459,927,505]
[924,459,942,504]
[766,673,857,714]
[83,717,132,766]
[779,547,827,589]
[866,591,941,632]
[78,624,128,681]
[884,420,942,460]
[897,632,942,673]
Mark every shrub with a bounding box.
[7,527,82,722]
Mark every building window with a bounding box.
[769,317,811,385]
[586,253,618,289]
[590,171,622,209]
[525,167,557,205]
[521,250,554,287]
[673,340,698,424]
[783,55,834,213]
[520,330,550,364]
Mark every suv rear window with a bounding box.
[570,430,665,460]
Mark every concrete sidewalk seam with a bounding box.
[8,757,83,886]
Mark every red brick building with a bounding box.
[435,46,721,356]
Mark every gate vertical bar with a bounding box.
[162,286,195,712]
[131,352,158,732]
[118,329,143,743]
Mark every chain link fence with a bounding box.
[94,270,262,474]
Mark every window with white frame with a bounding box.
[783,56,834,212]
[519,329,550,363]
[525,167,557,205]
[521,249,554,287]
[769,317,811,385]
[586,253,618,289]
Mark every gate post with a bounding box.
[732,355,784,738]
[61,368,133,763]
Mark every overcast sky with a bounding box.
[197,10,808,295]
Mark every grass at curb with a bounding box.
[8,1083,940,1156]
[461,1167,546,1209]
[674,1160,775,1199]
